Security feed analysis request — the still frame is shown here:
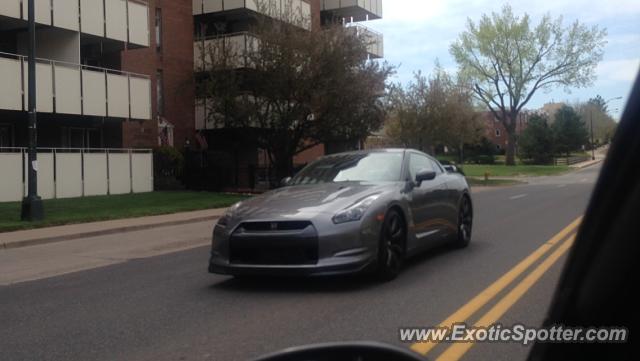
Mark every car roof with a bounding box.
[321,148,434,160]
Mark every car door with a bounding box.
[406,153,449,247]
[430,158,458,234]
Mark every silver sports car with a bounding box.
[208,149,473,280]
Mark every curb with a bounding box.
[1,215,220,250]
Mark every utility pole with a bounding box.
[20,0,44,221]
[590,109,595,161]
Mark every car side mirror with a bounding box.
[280,177,292,187]
[415,169,436,186]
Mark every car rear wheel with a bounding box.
[376,209,405,281]
[453,196,473,248]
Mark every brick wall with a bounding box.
[121,0,195,149]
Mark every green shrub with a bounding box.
[154,146,185,190]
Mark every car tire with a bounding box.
[376,209,405,281]
[452,195,473,248]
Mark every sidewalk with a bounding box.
[0,208,226,250]
[569,146,608,169]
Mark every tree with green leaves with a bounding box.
[587,95,610,114]
[552,105,589,156]
[198,4,393,180]
[450,4,607,165]
[575,99,617,145]
[518,114,555,164]
[385,66,481,158]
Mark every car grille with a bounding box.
[229,221,318,265]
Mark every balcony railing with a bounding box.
[194,32,260,71]
[0,0,150,47]
[321,0,382,22]
[347,23,383,58]
[193,0,311,30]
[0,51,151,120]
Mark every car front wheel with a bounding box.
[453,196,473,248]
[376,209,405,281]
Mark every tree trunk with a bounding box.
[505,113,517,166]
[505,134,517,166]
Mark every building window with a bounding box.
[495,129,501,137]
[155,8,163,52]
[156,70,164,116]
[496,144,502,151]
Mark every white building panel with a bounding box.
[131,153,153,193]
[128,1,150,46]
[0,57,23,111]
[203,0,223,13]
[81,0,105,37]
[105,0,128,42]
[83,153,109,196]
[55,64,82,115]
[82,69,107,116]
[55,153,83,199]
[129,76,151,119]
[53,0,80,31]
[108,153,131,195]
[107,73,130,118]
[193,0,203,15]
[0,0,21,18]
[0,153,23,203]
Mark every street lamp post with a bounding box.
[20,0,44,221]
[590,110,595,160]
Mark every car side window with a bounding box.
[408,153,433,180]
[430,159,444,174]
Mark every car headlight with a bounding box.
[217,202,241,227]
[332,195,381,224]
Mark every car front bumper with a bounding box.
[208,214,382,277]
[208,250,376,277]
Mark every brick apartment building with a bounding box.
[121,0,195,149]
[479,111,531,153]
[1,1,383,191]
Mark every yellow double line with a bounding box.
[410,216,582,360]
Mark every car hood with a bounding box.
[232,182,398,220]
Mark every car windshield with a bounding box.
[290,152,404,185]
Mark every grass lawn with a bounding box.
[461,164,570,177]
[0,191,248,233]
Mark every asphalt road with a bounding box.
[0,165,601,361]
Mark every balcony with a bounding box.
[347,23,383,58]
[193,0,311,30]
[0,0,150,47]
[0,52,151,120]
[321,0,382,22]
[194,32,260,71]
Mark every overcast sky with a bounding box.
[366,0,640,119]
